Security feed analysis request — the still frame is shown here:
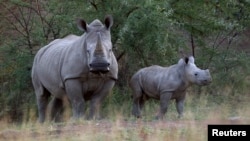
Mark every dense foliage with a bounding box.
[0,0,249,122]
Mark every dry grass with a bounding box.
[1,92,250,141]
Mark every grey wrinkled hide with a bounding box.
[31,15,118,123]
[130,56,212,119]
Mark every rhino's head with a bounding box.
[180,56,212,86]
[77,15,113,73]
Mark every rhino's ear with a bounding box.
[104,15,113,30]
[178,58,185,65]
[77,19,88,32]
[189,56,195,63]
[184,56,195,64]
[184,57,189,64]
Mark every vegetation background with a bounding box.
[0,0,250,140]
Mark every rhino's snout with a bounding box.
[201,79,211,85]
[89,62,110,73]
[200,77,212,85]
[199,69,212,85]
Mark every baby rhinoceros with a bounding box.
[130,56,212,119]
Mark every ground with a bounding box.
[0,117,247,141]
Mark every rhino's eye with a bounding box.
[194,73,198,76]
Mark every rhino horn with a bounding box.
[95,32,103,55]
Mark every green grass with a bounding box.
[0,90,250,141]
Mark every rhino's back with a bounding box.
[34,34,80,64]
[131,66,166,97]
[132,64,185,97]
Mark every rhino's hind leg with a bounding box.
[133,96,145,119]
[131,88,144,118]
[50,97,64,122]
[36,87,51,123]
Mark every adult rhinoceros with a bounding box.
[31,15,118,123]
[130,56,211,119]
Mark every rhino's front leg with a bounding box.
[88,80,115,120]
[65,79,85,119]
[176,98,185,118]
[176,93,186,118]
[156,92,172,120]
